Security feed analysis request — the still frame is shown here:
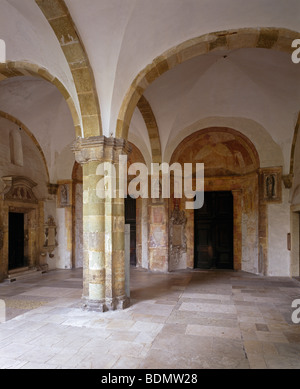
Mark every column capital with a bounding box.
[72,135,131,164]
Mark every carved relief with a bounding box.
[59,184,69,207]
[2,176,38,204]
[259,167,282,203]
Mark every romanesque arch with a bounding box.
[0,61,82,137]
[35,0,102,137]
[115,27,299,187]
[169,127,264,274]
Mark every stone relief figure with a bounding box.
[60,184,69,206]
[266,174,276,198]
[260,168,282,204]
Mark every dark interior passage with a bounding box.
[9,212,26,270]
[125,197,137,266]
[194,191,234,269]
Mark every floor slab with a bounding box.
[0,267,299,369]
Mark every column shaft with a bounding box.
[73,136,130,311]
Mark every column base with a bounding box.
[82,295,130,312]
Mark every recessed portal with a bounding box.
[9,212,27,270]
[194,191,234,269]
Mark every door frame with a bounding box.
[2,201,40,278]
[194,191,234,270]
[125,196,137,266]
[191,186,243,272]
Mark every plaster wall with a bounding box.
[1,0,81,123]
[56,207,72,270]
[0,78,76,182]
[268,188,291,276]
[0,118,48,198]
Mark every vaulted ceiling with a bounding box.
[0,0,299,182]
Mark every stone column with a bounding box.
[72,136,131,311]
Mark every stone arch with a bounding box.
[164,117,283,168]
[169,127,262,274]
[0,61,82,138]
[35,0,102,138]
[136,96,162,163]
[0,110,50,183]
[127,141,147,167]
[170,127,260,173]
[116,27,298,145]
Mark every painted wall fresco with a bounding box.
[171,127,260,176]
[170,127,262,273]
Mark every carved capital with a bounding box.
[282,174,293,189]
[47,183,59,195]
[72,136,131,165]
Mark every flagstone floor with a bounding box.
[0,267,300,369]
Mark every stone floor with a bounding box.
[0,267,300,369]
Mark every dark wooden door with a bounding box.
[125,197,136,266]
[9,212,26,270]
[194,192,233,269]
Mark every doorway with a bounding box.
[194,191,234,269]
[125,196,137,266]
[9,212,27,270]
